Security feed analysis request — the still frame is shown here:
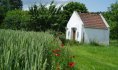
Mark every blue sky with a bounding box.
[22,0,117,12]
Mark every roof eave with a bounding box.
[84,26,109,30]
[100,14,110,28]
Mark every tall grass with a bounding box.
[0,29,73,70]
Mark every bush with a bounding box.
[3,10,30,30]
[58,32,66,44]
[49,31,67,45]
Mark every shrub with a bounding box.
[3,10,30,30]
[58,33,66,44]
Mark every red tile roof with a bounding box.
[79,13,107,29]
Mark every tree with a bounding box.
[0,0,8,25]
[3,10,30,30]
[0,0,22,25]
[0,0,22,10]
[29,2,88,32]
[103,2,118,39]
[29,1,64,31]
[9,0,22,10]
[63,2,88,19]
[0,6,5,24]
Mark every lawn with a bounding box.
[68,42,118,70]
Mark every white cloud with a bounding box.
[22,0,78,10]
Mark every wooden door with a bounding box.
[72,28,76,40]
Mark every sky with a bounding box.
[22,0,117,12]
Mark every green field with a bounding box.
[0,29,118,70]
[0,29,73,70]
[68,43,118,70]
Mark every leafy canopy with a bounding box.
[0,0,22,25]
[103,2,118,39]
[29,1,64,31]
[3,10,30,30]
[63,2,88,16]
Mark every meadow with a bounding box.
[0,29,118,70]
[0,29,75,70]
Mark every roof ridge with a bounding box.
[78,12,100,15]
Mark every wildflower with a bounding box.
[52,49,61,53]
[55,53,60,56]
[68,62,75,68]
[52,49,61,56]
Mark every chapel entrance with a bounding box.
[72,28,77,40]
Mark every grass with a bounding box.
[0,29,74,70]
[68,43,118,70]
[0,29,118,70]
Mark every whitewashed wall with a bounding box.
[83,28,109,45]
[66,11,83,42]
[66,11,110,45]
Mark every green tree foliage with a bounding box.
[9,0,22,10]
[0,0,8,25]
[103,2,118,39]
[0,0,22,25]
[0,0,22,10]
[29,2,88,32]
[63,2,88,20]
[29,2,65,32]
[0,6,5,24]
[3,10,30,30]
[1,1,88,32]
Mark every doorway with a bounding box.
[72,28,77,40]
[83,32,84,42]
